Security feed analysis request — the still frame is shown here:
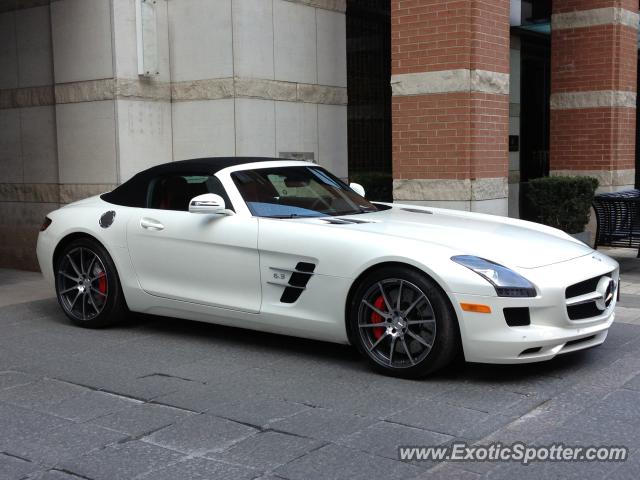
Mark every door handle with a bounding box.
[140,218,164,231]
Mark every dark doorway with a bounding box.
[516,31,551,219]
[519,34,551,183]
[346,0,392,201]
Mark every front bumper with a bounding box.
[453,252,618,364]
[36,230,56,286]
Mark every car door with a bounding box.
[125,173,261,313]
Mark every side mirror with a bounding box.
[189,193,227,215]
[350,182,366,197]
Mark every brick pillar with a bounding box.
[390,0,510,214]
[550,0,639,191]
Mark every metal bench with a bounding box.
[593,189,640,257]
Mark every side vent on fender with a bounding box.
[268,262,317,304]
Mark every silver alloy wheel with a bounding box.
[56,247,108,322]
[357,278,436,369]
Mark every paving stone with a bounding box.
[0,453,41,480]
[44,390,140,422]
[0,298,57,323]
[58,441,185,480]
[339,420,452,462]
[387,400,510,440]
[482,460,615,480]
[531,382,611,421]
[82,337,217,370]
[144,413,258,455]
[4,422,128,466]
[0,371,39,391]
[35,471,87,480]
[0,402,69,449]
[600,321,640,347]
[613,306,640,325]
[4,266,640,480]
[475,426,633,479]
[0,331,103,362]
[415,464,481,479]
[623,372,640,391]
[276,374,428,419]
[603,449,640,479]
[138,457,258,480]
[18,356,149,394]
[154,383,253,413]
[91,402,194,437]
[154,356,251,384]
[0,379,88,412]
[205,395,310,427]
[209,430,324,471]
[273,443,424,480]
[97,373,203,402]
[432,383,529,414]
[267,407,377,442]
[481,433,630,480]
[559,388,640,443]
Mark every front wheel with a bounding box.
[55,238,127,328]
[348,266,460,378]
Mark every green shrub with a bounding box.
[349,171,393,202]
[525,176,599,234]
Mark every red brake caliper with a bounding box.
[97,272,107,297]
[370,295,386,340]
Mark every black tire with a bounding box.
[347,265,460,378]
[54,237,128,328]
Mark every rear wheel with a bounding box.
[348,266,460,378]
[55,238,127,328]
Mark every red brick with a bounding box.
[550,0,638,174]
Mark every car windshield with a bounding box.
[231,166,379,218]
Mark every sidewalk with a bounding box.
[0,248,639,479]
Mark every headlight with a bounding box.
[451,255,536,297]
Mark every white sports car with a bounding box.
[37,158,619,377]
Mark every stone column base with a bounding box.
[392,177,509,216]
[550,169,635,193]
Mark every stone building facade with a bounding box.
[1,0,639,270]
[0,0,347,269]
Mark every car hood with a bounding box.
[303,204,593,269]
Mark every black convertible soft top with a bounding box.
[101,157,288,208]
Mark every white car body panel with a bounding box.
[126,209,261,313]
[37,160,619,363]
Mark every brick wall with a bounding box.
[551,25,637,93]
[551,107,636,171]
[550,0,638,188]
[392,93,508,180]
[553,0,637,14]
[390,0,510,212]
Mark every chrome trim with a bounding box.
[566,291,604,307]
[269,266,315,275]
[267,281,306,290]
[191,200,221,207]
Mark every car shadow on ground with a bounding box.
[31,296,622,389]
[61,303,608,385]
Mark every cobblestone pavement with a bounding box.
[1,248,640,479]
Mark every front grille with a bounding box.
[564,335,597,348]
[566,276,601,299]
[565,273,615,321]
[567,302,603,320]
